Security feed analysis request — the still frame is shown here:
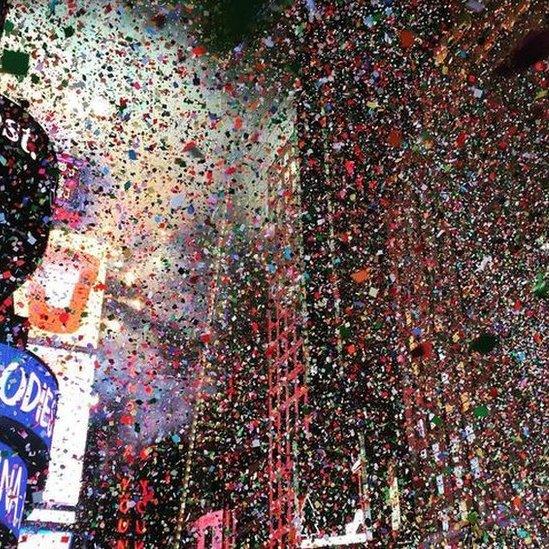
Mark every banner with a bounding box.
[0,440,28,540]
[0,343,58,463]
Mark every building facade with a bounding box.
[75,2,546,547]
[293,0,546,546]
[184,1,547,547]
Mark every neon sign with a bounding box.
[115,472,156,549]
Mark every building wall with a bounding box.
[295,0,546,546]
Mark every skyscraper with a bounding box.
[293,1,546,545]
[77,2,546,547]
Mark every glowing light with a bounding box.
[66,90,84,115]
[123,270,137,286]
[105,319,122,332]
[19,529,73,547]
[25,510,76,526]
[89,392,100,407]
[90,96,111,117]
[128,298,144,311]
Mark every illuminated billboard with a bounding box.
[25,345,96,510]
[0,441,28,540]
[0,343,58,469]
[14,230,107,350]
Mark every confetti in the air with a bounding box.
[0,1,546,547]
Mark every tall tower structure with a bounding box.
[263,142,308,548]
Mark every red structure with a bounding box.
[192,510,235,549]
[266,286,308,547]
[264,143,309,548]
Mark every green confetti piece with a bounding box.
[3,20,14,34]
[474,405,489,419]
[467,511,479,524]
[470,333,499,354]
[339,325,351,339]
[1,50,30,76]
[431,415,443,427]
[532,273,547,298]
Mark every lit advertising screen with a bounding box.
[25,345,95,510]
[0,440,28,540]
[14,230,107,350]
[0,343,59,465]
[12,229,106,533]
[18,530,73,548]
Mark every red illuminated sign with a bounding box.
[193,510,235,549]
[115,473,156,549]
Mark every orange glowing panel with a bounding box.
[28,250,100,334]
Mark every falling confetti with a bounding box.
[0,0,546,547]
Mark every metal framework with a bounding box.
[267,292,308,547]
[264,143,309,548]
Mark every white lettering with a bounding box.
[0,363,27,407]
[20,371,42,413]
[20,127,37,159]
[0,117,38,158]
[39,388,55,436]
[0,363,56,436]
[2,118,20,142]
[0,457,25,529]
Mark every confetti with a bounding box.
[0,0,545,547]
